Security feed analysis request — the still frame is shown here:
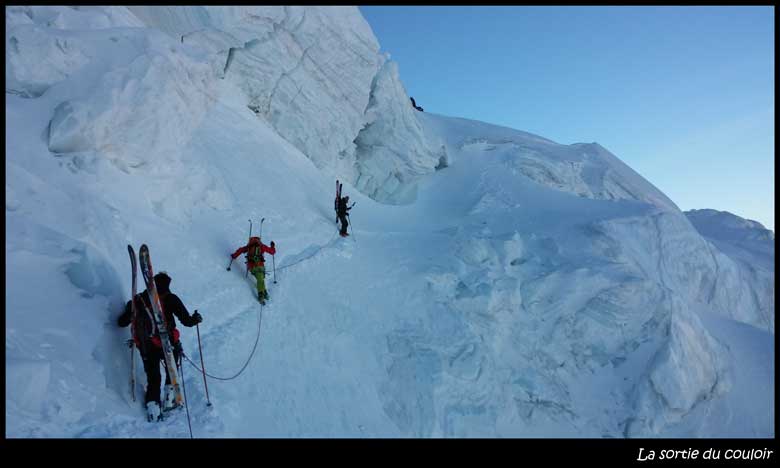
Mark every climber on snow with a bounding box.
[336,192,355,237]
[230,236,276,304]
[410,96,424,112]
[118,272,203,421]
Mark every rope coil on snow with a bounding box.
[183,304,263,381]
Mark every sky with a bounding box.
[360,6,775,231]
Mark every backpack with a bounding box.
[248,237,264,263]
[132,292,179,350]
[131,293,157,351]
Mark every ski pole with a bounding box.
[128,339,135,402]
[226,256,233,271]
[196,323,212,407]
[127,245,138,403]
[348,202,356,239]
[245,219,252,278]
[177,358,194,439]
[272,253,277,284]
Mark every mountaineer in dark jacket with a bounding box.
[118,272,202,420]
[337,194,354,237]
[410,96,424,112]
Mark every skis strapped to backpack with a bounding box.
[138,244,184,412]
[127,245,138,402]
[335,180,341,224]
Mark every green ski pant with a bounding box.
[251,265,268,298]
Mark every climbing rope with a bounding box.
[275,231,340,272]
[183,304,263,381]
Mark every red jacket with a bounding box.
[231,237,276,269]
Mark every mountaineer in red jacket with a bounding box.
[230,236,276,304]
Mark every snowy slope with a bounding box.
[6,6,774,438]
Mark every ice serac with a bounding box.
[354,60,443,204]
[398,113,772,437]
[126,6,439,204]
[46,37,216,169]
[685,209,775,332]
[6,6,143,98]
[220,8,381,175]
[628,304,729,437]
[424,113,773,332]
[429,115,679,212]
[576,212,735,435]
[7,6,217,170]
[597,212,758,328]
[685,209,775,259]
